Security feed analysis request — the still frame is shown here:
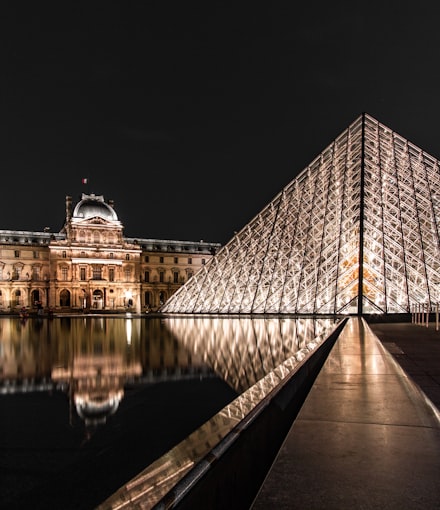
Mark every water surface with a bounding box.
[0,315,336,509]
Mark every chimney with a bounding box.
[66,195,72,221]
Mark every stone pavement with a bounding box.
[368,319,440,411]
[251,317,440,510]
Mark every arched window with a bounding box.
[13,289,21,306]
[31,289,40,306]
[60,289,71,307]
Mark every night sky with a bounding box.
[2,2,440,245]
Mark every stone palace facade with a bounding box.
[0,193,220,314]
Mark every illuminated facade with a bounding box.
[0,193,220,314]
[162,113,440,315]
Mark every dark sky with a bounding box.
[2,1,440,245]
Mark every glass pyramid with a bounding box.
[162,113,440,315]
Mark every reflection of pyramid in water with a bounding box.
[163,316,336,392]
[162,113,440,314]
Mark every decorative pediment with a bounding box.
[87,217,111,225]
[71,216,119,227]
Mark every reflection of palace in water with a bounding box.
[0,316,336,430]
[0,317,211,429]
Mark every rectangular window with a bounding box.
[188,257,192,264]
[33,251,39,259]
[109,268,115,282]
[14,250,20,258]
[173,271,179,283]
[160,256,164,263]
[174,257,178,264]
[92,266,102,279]
[32,266,40,280]
[145,255,149,263]
[159,271,164,283]
[62,251,67,258]
[126,254,130,260]
[145,270,150,282]
[202,258,206,265]
[124,268,131,281]
[62,267,68,280]
[80,267,86,281]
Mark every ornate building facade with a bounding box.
[0,193,220,314]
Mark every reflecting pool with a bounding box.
[0,315,338,509]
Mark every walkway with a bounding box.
[250,317,440,510]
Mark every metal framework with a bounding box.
[161,113,440,314]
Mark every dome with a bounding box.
[75,390,124,426]
[73,193,118,221]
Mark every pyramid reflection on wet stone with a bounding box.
[161,113,440,314]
